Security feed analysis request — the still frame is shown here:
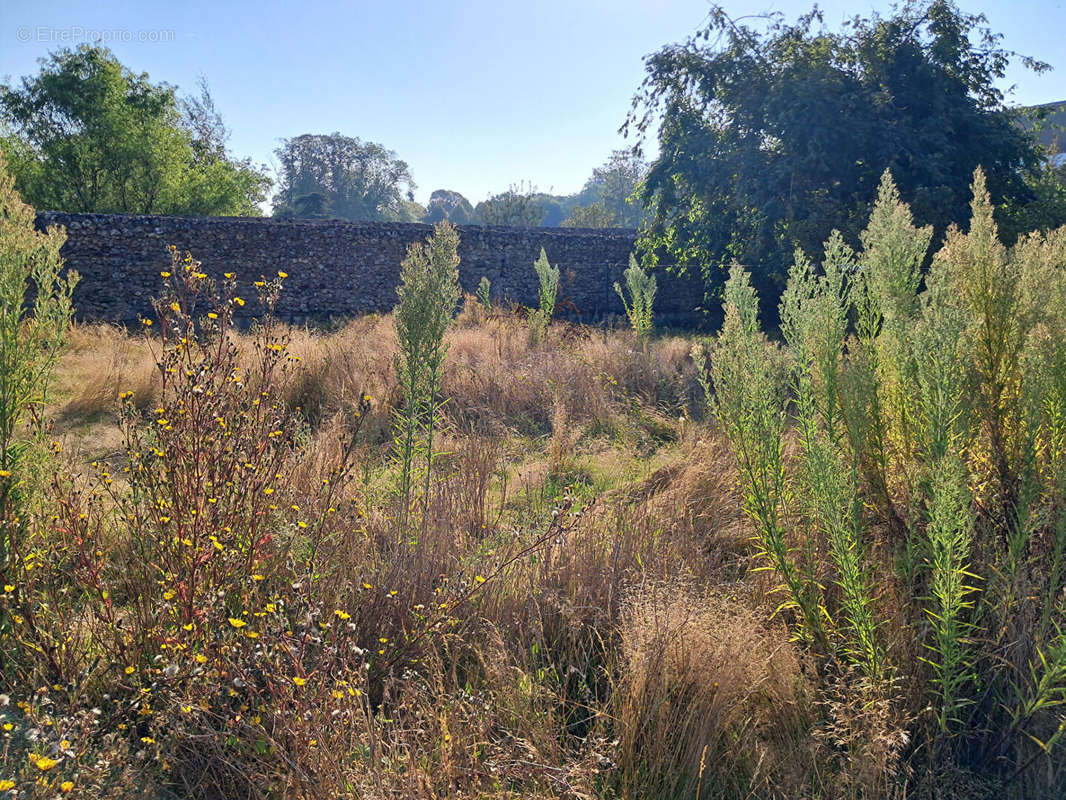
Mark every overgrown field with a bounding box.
[2,165,1066,799]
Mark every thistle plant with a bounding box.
[393,221,461,528]
[614,253,656,340]
[529,247,559,345]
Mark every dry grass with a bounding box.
[54,323,160,419]
[616,583,812,799]
[7,312,948,799]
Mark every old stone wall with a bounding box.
[34,212,708,327]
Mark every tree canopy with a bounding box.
[564,149,649,228]
[625,0,1056,305]
[0,45,269,216]
[272,133,416,222]
[474,183,546,227]
[424,189,475,224]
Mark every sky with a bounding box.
[1,0,1064,207]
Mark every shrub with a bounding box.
[393,221,461,528]
[0,153,76,621]
[529,247,559,345]
[703,168,1066,796]
[614,253,656,340]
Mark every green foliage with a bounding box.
[627,1,1055,309]
[0,154,76,583]
[694,267,826,650]
[614,254,657,340]
[529,247,559,345]
[476,182,545,227]
[423,189,475,224]
[706,168,1066,792]
[564,150,649,229]
[393,221,461,527]
[0,45,269,215]
[561,201,616,229]
[476,275,491,309]
[273,133,415,221]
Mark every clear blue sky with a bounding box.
[2,0,1063,207]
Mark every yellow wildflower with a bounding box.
[292,676,306,686]
[228,618,246,629]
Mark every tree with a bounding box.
[561,201,616,228]
[0,46,269,216]
[625,1,1053,307]
[423,189,475,224]
[571,149,649,228]
[475,183,544,226]
[272,133,415,222]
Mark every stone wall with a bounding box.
[34,212,708,327]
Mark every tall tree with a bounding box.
[625,1,1053,306]
[423,189,475,224]
[272,133,415,222]
[567,149,649,228]
[0,46,269,216]
[475,182,544,227]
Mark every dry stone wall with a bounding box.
[34,212,708,327]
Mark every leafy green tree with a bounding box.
[562,201,617,228]
[0,46,269,215]
[273,133,415,222]
[475,182,544,226]
[626,1,1054,307]
[423,189,475,224]
[572,149,648,228]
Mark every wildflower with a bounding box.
[292,676,306,686]
[125,666,135,675]
[61,781,74,793]
[0,780,13,790]
[0,471,10,478]
[278,271,288,278]
[141,736,154,744]
[475,575,486,584]
[228,618,246,629]
[2,585,12,593]
[160,271,171,277]
[169,302,181,313]
[251,574,264,582]
[31,755,57,771]
[2,723,11,731]
[195,654,207,664]
[335,610,350,620]
[233,297,245,307]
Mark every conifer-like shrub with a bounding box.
[702,168,1066,797]
[614,254,657,340]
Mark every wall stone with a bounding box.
[34,212,708,327]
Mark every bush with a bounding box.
[702,168,1066,797]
